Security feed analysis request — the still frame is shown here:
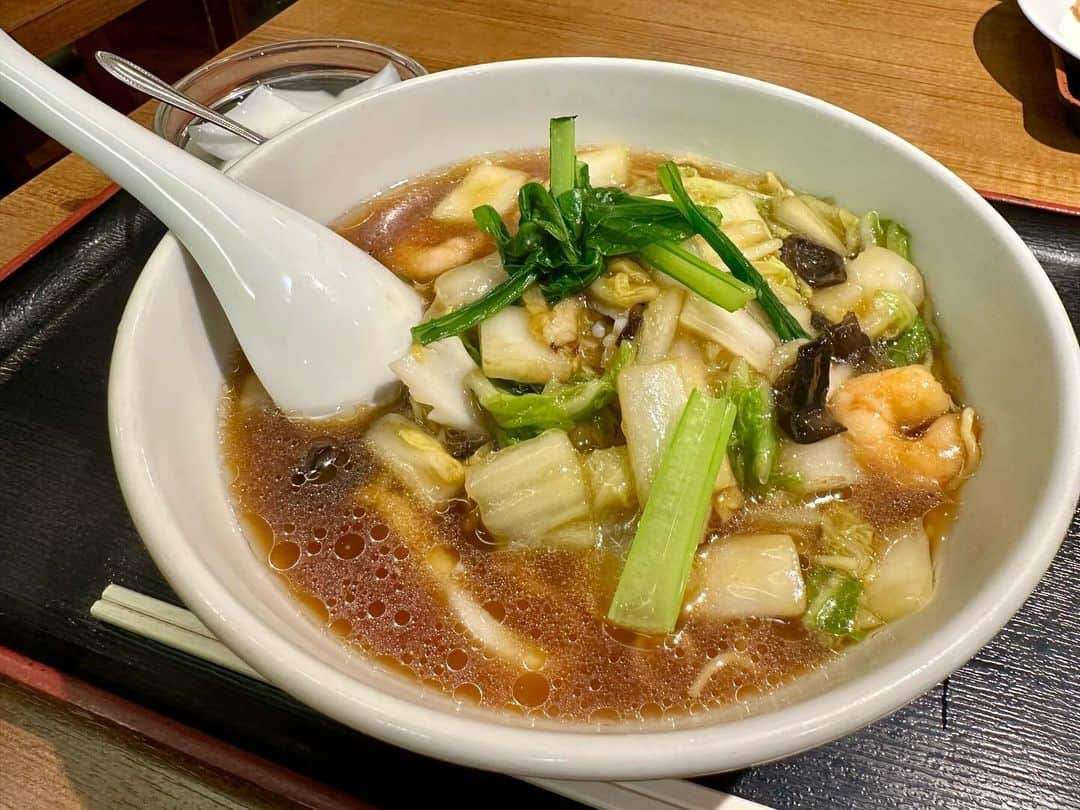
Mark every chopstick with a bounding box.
[91,585,263,680]
[90,584,772,810]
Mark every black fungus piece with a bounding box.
[618,304,645,344]
[442,429,489,460]
[826,313,876,368]
[778,339,847,443]
[300,438,349,485]
[780,235,847,288]
[810,311,834,334]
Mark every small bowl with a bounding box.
[111,59,1080,779]
[152,38,426,147]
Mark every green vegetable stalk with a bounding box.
[469,343,634,442]
[411,269,538,346]
[638,241,756,312]
[548,116,577,198]
[657,162,809,341]
[607,390,737,634]
[724,358,778,489]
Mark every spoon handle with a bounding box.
[94,51,267,146]
[0,30,422,416]
[0,30,256,256]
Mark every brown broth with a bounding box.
[222,378,833,721]
[222,149,967,723]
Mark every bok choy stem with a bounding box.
[607,390,736,634]
[657,162,809,341]
[638,241,755,312]
[549,116,577,198]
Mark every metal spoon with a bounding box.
[95,51,265,145]
[0,31,423,417]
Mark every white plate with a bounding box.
[1018,0,1080,61]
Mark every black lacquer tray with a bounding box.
[1,193,1077,809]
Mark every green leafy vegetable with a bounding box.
[858,211,884,250]
[755,255,802,294]
[469,343,633,442]
[803,566,862,636]
[607,390,737,634]
[724,358,778,489]
[878,316,932,367]
[578,188,696,255]
[638,241,756,312]
[817,502,877,577]
[657,162,809,341]
[411,269,538,345]
[867,290,918,340]
[882,220,912,261]
[414,121,694,343]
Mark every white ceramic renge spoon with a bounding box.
[0,31,423,417]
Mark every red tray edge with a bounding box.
[0,184,122,285]
[0,643,374,810]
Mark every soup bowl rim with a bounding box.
[108,56,1080,779]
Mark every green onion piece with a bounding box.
[549,116,577,198]
[803,566,862,636]
[884,221,912,261]
[638,241,755,312]
[411,270,538,345]
[657,162,809,341]
[607,390,737,634]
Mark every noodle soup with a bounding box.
[223,118,980,724]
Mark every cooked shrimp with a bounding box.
[830,366,967,490]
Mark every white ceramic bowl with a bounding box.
[109,58,1080,780]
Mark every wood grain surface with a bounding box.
[0,0,147,57]
[0,678,294,809]
[2,0,1079,276]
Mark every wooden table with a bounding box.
[1,0,147,58]
[1,4,1079,801]
[1,0,1079,278]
